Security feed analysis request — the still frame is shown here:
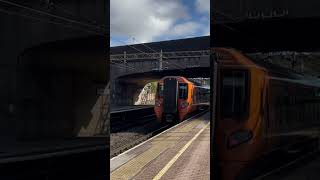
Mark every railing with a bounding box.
[110,50,210,62]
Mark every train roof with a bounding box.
[160,76,189,82]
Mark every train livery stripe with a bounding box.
[152,122,210,180]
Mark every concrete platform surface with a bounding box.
[110,112,210,180]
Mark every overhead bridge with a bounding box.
[110,36,210,106]
[110,50,210,106]
[111,50,210,61]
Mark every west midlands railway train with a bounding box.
[213,48,320,180]
[154,76,209,123]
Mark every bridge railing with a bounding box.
[110,50,210,62]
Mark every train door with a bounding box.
[163,78,178,122]
[156,83,164,99]
[179,83,188,105]
[192,87,197,106]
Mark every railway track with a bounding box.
[110,107,156,133]
[111,114,157,133]
[110,123,169,158]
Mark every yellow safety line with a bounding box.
[110,120,204,180]
[152,122,210,180]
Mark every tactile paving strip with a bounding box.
[110,113,210,180]
[110,116,209,180]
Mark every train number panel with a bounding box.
[213,48,320,180]
[154,76,209,123]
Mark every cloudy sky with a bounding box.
[110,0,210,47]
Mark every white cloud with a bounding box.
[169,21,203,37]
[111,0,189,43]
[110,40,120,47]
[203,23,210,36]
[196,0,210,14]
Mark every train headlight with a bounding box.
[180,101,188,109]
[228,130,253,149]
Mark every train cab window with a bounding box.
[157,83,164,98]
[179,83,188,99]
[316,89,320,97]
[221,70,248,119]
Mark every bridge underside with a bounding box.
[0,0,108,139]
[213,17,320,52]
[111,67,210,106]
[118,67,210,86]
[7,36,108,140]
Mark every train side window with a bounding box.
[157,83,164,98]
[192,88,196,102]
[316,89,320,97]
[179,83,188,99]
[221,70,248,119]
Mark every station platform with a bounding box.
[111,105,153,113]
[110,112,210,180]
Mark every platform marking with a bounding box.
[110,111,207,162]
[110,119,204,179]
[152,122,210,180]
[111,139,175,179]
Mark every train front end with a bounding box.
[155,77,179,123]
[155,76,191,123]
[162,78,179,122]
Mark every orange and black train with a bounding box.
[213,48,320,180]
[154,76,209,123]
